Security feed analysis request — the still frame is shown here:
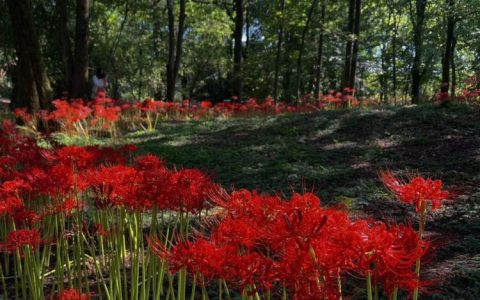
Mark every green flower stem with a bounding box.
[201,283,209,300]
[222,280,232,300]
[218,278,222,300]
[81,232,110,299]
[0,255,8,300]
[190,275,197,300]
[366,271,373,300]
[413,200,427,300]
[390,287,398,300]
[337,268,343,300]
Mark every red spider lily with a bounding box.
[0,196,23,215]
[27,163,82,197]
[14,108,33,123]
[93,146,129,165]
[11,207,41,227]
[45,198,83,217]
[0,179,31,196]
[200,100,212,108]
[55,146,99,169]
[91,104,121,128]
[54,288,90,300]
[349,221,428,284]
[93,223,112,237]
[85,164,140,209]
[121,144,138,153]
[149,237,229,281]
[166,169,218,213]
[138,98,163,112]
[50,99,92,124]
[0,229,43,253]
[134,154,165,170]
[380,171,451,211]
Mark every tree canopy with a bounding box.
[1,0,479,110]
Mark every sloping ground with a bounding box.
[126,104,480,299]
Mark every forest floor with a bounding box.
[62,103,480,299]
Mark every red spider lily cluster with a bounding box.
[0,229,43,253]
[14,91,363,137]
[150,190,430,299]
[55,289,90,300]
[0,120,450,300]
[0,120,217,216]
[435,76,480,103]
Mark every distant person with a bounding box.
[92,67,108,98]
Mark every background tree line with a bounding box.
[0,0,479,111]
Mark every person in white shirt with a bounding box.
[91,67,108,98]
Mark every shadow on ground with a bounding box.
[127,104,480,299]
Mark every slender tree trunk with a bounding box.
[173,0,186,95]
[244,0,250,59]
[411,0,427,104]
[151,1,162,98]
[296,0,319,100]
[450,35,457,98]
[342,0,362,91]
[392,16,398,102]
[441,0,455,95]
[166,0,186,101]
[58,0,74,95]
[166,0,176,101]
[349,0,361,90]
[342,0,355,91]
[380,8,392,103]
[380,43,388,102]
[387,0,398,102]
[152,2,162,60]
[273,0,285,101]
[107,0,130,100]
[314,0,326,100]
[71,0,90,98]
[232,0,244,100]
[6,0,52,111]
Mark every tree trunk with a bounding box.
[411,0,427,104]
[342,0,362,91]
[441,0,455,95]
[349,0,361,90]
[6,0,52,111]
[166,0,176,101]
[174,0,186,96]
[386,0,398,102]
[380,42,388,103]
[58,0,74,95]
[71,0,90,99]
[392,16,398,102]
[232,0,244,100]
[380,8,392,103]
[450,34,457,98]
[166,0,186,101]
[244,0,250,59]
[314,0,326,100]
[152,3,162,60]
[295,0,319,100]
[273,0,285,101]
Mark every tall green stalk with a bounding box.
[413,200,427,300]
